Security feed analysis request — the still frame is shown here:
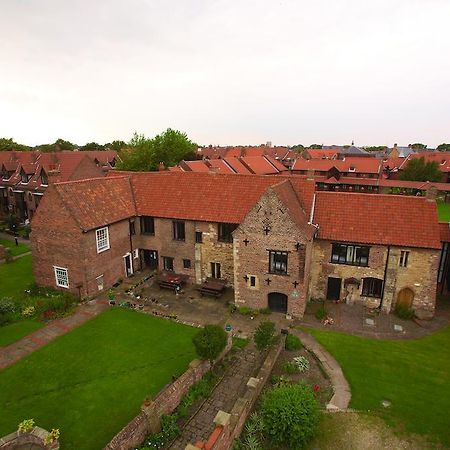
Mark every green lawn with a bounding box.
[0,308,197,450]
[0,320,43,347]
[307,327,450,447]
[0,255,33,298]
[0,238,30,257]
[437,202,450,221]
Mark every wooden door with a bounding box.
[326,277,342,301]
[397,288,414,308]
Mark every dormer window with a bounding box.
[20,169,31,184]
[40,170,48,186]
[348,167,355,172]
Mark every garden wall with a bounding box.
[189,337,284,450]
[105,336,232,450]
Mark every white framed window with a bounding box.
[399,250,410,268]
[133,249,139,259]
[96,227,110,253]
[96,275,104,291]
[54,266,69,288]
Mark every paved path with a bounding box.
[0,299,109,370]
[169,344,264,450]
[294,329,351,411]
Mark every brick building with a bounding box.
[0,150,116,220]
[31,171,442,319]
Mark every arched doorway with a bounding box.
[268,292,288,313]
[397,288,414,308]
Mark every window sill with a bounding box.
[97,247,110,254]
[267,272,290,277]
[360,294,382,299]
[329,261,368,268]
[173,239,186,242]
[141,233,155,236]
[56,284,69,289]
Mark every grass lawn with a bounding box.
[0,238,30,257]
[0,255,33,298]
[0,320,43,347]
[307,327,450,447]
[0,308,198,450]
[437,202,450,221]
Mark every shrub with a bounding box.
[395,304,415,320]
[258,307,272,315]
[282,360,300,374]
[141,414,179,449]
[293,356,310,372]
[233,337,249,350]
[44,428,60,445]
[254,321,277,351]
[228,303,237,313]
[260,383,320,449]
[18,418,35,433]
[315,304,327,321]
[192,324,227,362]
[0,298,16,314]
[22,306,36,317]
[285,334,302,351]
[238,306,258,316]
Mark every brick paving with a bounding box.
[169,344,265,450]
[0,299,109,370]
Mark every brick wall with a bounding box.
[309,239,440,318]
[233,188,312,318]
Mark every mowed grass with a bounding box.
[308,327,450,447]
[0,255,33,297]
[0,308,198,450]
[0,238,30,257]
[437,202,450,221]
[0,320,43,347]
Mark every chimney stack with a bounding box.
[158,162,165,171]
[425,185,437,202]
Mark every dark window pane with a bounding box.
[173,221,185,241]
[218,223,237,242]
[141,216,155,235]
[269,251,288,275]
[195,231,203,243]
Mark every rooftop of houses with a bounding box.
[48,171,441,249]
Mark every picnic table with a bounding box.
[197,278,226,297]
[157,273,184,291]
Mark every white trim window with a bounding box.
[96,227,110,253]
[54,266,69,288]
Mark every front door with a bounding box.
[143,250,158,270]
[326,277,342,301]
[397,288,414,308]
[268,292,288,313]
[124,253,133,277]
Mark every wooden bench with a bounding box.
[197,279,227,297]
[157,273,184,292]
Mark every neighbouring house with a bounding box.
[31,171,442,319]
[0,150,116,220]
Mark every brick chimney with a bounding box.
[158,162,165,171]
[425,185,437,202]
[306,169,315,181]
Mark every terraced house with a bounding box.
[31,171,442,319]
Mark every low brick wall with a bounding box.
[191,337,285,450]
[0,427,59,449]
[105,336,232,450]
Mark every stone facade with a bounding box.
[233,188,313,318]
[309,240,440,319]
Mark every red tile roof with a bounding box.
[292,157,381,174]
[313,192,441,249]
[53,176,136,231]
[240,156,287,174]
[221,157,252,174]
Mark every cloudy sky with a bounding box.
[1,0,449,147]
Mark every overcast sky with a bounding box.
[1,0,449,147]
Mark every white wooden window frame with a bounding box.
[96,226,110,253]
[54,266,69,288]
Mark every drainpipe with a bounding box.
[379,245,391,311]
[128,218,134,274]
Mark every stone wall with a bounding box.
[233,188,312,318]
[188,337,284,450]
[105,337,232,450]
[0,427,59,449]
[309,239,440,318]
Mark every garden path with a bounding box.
[168,343,265,450]
[0,299,109,370]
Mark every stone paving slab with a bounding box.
[0,300,109,370]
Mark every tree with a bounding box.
[308,144,322,149]
[437,143,450,152]
[192,324,227,363]
[116,128,197,171]
[106,140,126,152]
[364,146,387,152]
[0,138,30,152]
[81,142,105,151]
[55,138,76,151]
[409,143,427,150]
[254,320,277,351]
[399,157,442,182]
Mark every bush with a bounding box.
[140,414,179,449]
[238,306,258,316]
[282,360,300,374]
[254,321,277,351]
[0,298,16,315]
[192,324,227,362]
[260,383,320,449]
[292,356,310,372]
[285,334,302,351]
[315,305,327,321]
[395,304,415,320]
[259,307,272,315]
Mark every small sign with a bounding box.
[291,289,299,299]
